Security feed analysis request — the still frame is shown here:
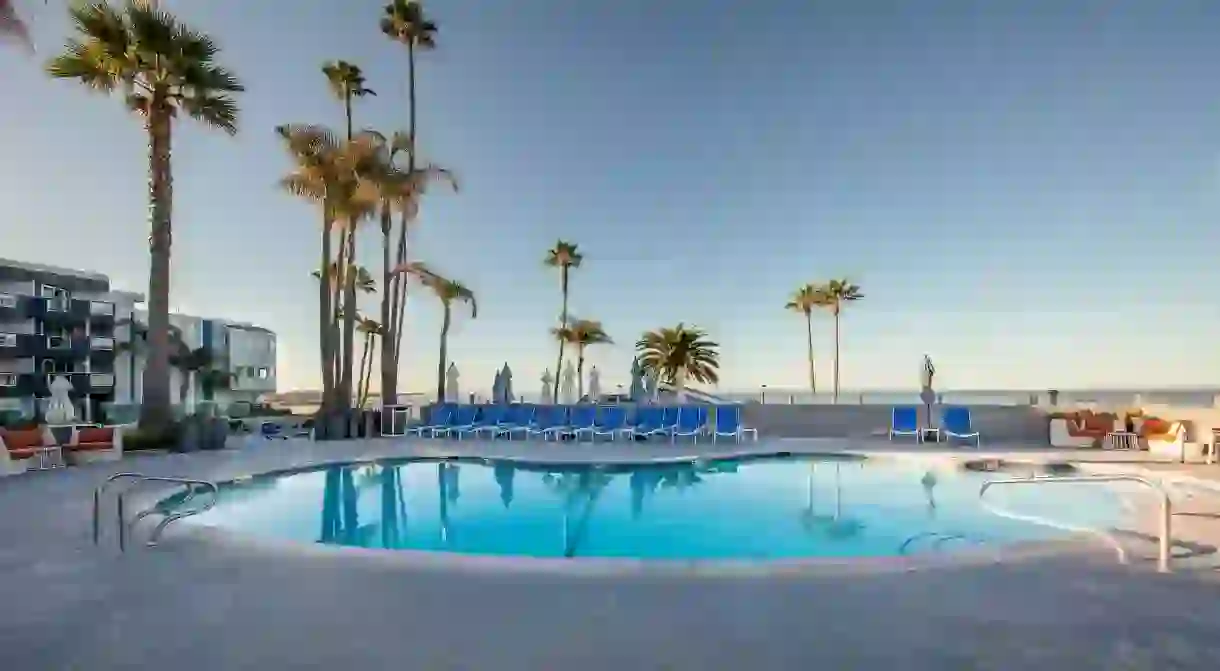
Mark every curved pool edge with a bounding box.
[157,522,1110,578]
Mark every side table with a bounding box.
[1104,431,1140,451]
[921,428,941,443]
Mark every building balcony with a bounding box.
[89,301,115,317]
[0,357,35,375]
[43,335,89,358]
[90,336,114,350]
[0,332,17,349]
[89,373,114,389]
[0,293,16,309]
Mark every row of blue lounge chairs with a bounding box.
[407,403,759,443]
[889,405,981,446]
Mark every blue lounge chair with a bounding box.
[260,421,288,440]
[434,405,478,438]
[455,405,507,440]
[483,404,530,439]
[671,406,709,443]
[406,404,455,437]
[710,405,758,443]
[632,406,679,438]
[590,406,629,441]
[564,405,599,441]
[889,406,922,442]
[526,406,570,441]
[941,406,980,447]
[493,405,537,440]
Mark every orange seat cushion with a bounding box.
[72,442,114,452]
[7,447,40,460]
[2,429,48,451]
[1140,418,1172,438]
[76,427,114,444]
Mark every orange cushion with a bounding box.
[77,427,113,444]
[1083,413,1114,433]
[1141,418,1170,437]
[72,442,113,452]
[2,429,47,450]
[7,447,39,459]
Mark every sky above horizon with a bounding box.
[3,0,1220,394]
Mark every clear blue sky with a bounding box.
[3,0,1219,394]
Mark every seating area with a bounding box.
[1047,409,1194,455]
[1,424,124,475]
[404,403,758,443]
[889,405,981,447]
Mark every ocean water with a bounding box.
[179,454,1126,560]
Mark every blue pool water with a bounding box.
[177,455,1128,559]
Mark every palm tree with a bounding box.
[276,124,383,413]
[819,279,864,403]
[552,319,612,399]
[544,240,583,401]
[117,317,224,409]
[400,263,476,402]
[786,284,830,397]
[355,317,383,409]
[47,1,243,431]
[321,61,376,410]
[635,323,719,402]
[365,130,456,404]
[380,0,438,403]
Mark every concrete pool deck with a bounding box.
[2,436,1220,669]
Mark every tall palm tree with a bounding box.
[355,317,383,409]
[380,0,438,403]
[635,323,719,402]
[276,124,383,411]
[366,130,456,404]
[544,240,582,401]
[321,61,376,410]
[400,263,476,401]
[552,319,612,399]
[47,1,243,431]
[786,283,830,397]
[819,279,864,403]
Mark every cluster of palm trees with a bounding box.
[276,1,471,423]
[786,279,864,402]
[543,241,721,401]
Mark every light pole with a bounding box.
[760,384,768,404]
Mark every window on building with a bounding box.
[39,285,64,299]
[257,367,269,380]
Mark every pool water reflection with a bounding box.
[179,456,1127,559]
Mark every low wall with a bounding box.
[741,404,1050,444]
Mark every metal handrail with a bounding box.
[979,475,1173,573]
[93,473,219,551]
[898,531,981,556]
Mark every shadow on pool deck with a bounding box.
[2,438,1220,669]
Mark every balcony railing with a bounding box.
[0,294,16,309]
[0,333,16,348]
[45,297,69,312]
[90,373,115,388]
[0,373,17,387]
[90,336,115,350]
[89,301,115,317]
[47,335,71,350]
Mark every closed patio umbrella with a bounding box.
[501,364,514,403]
[628,358,645,401]
[588,366,601,402]
[492,368,504,404]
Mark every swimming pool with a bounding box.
[174,455,1128,560]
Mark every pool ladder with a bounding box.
[979,474,1173,573]
[92,472,219,552]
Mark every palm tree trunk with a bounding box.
[379,206,394,406]
[138,91,174,431]
[339,230,358,408]
[436,302,451,402]
[576,346,585,400]
[552,267,569,401]
[805,312,816,395]
[674,368,686,403]
[385,42,420,403]
[319,217,335,410]
[356,332,370,409]
[833,310,841,404]
[179,370,191,410]
[330,229,347,390]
